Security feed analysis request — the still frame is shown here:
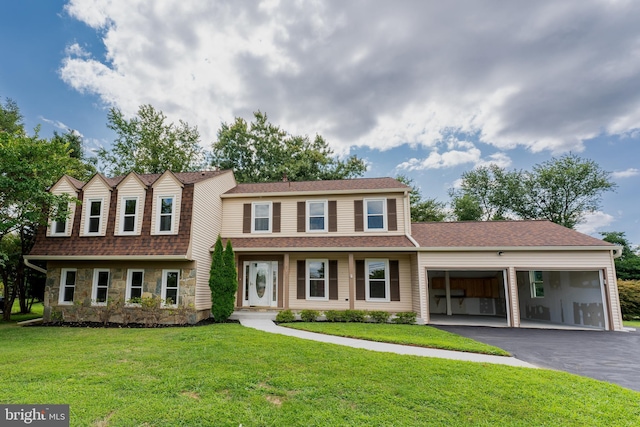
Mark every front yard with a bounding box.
[2,323,639,426]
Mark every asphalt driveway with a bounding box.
[435,325,640,392]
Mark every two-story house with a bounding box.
[26,170,624,330]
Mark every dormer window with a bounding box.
[121,197,138,233]
[157,196,175,233]
[52,219,67,236]
[86,199,102,234]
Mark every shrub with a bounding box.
[300,309,320,322]
[275,309,295,323]
[393,311,417,324]
[210,236,237,323]
[343,309,367,322]
[618,280,640,320]
[369,310,391,323]
[324,310,345,322]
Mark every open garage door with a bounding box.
[516,270,607,330]
[427,270,509,327]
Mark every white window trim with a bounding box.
[251,201,272,233]
[364,198,387,232]
[125,269,145,304]
[91,268,110,306]
[161,269,180,307]
[156,195,176,234]
[365,259,390,302]
[84,198,104,235]
[58,268,77,305]
[306,200,328,232]
[306,259,329,301]
[120,196,139,235]
[51,214,68,236]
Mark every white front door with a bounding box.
[247,262,273,306]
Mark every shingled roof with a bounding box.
[411,220,615,248]
[223,177,408,196]
[223,235,417,251]
[67,170,230,189]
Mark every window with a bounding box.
[307,200,327,232]
[366,259,389,301]
[58,269,76,304]
[92,269,110,305]
[530,271,545,298]
[252,202,272,233]
[126,269,144,302]
[157,196,174,233]
[86,199,102,234]
[121,197,138,233]
[52,219,66,235]
[162,270,180,306]
[306,259,328,300]
[365,199,386,231]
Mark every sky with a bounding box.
[1,0,639,245]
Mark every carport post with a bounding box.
[507,267,520,328]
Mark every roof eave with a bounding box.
[221,188,409,198]
[415,245,620,252]
[24,255,192,261]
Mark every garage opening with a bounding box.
[428,270,509,326]
[517,270,607,330]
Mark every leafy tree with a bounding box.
[212,111,367,183]
[52,129,97,180]
[209,236,237,322]
[396,175,446,222]
[99,104,204,175]
[0,97,24,135]
[601,232,640,280]
[1,126,82,319]
[512,154,616,229]
[451,193,483,221]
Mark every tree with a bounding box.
[212,111,367,183]
[209,236,237,322]
[601,232,640,280]
[396,175,446,222]
[0,97,24,135]
[99,104,204,175]
[1,128,83,320]
[513,154,616,229]
[451,194,483,221]
[52,129,97,180]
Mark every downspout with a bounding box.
[24,258,47,274]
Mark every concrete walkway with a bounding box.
[239,318,536,368]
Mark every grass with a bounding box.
[624,320,640,328]
[1,323,639,426]
[0,301,43,323]
[282,322,511,356]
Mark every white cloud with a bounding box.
[575,211,615,235]
[60,0,640,153]
[612,168,640,179]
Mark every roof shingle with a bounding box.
[224,177,408,195]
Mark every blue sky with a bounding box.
[1,1,639,245]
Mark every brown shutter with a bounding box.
[328,200,337,232]
[390,260,400,301]
[272,202,281,233]
[387,198,397,231]
[242,204,251,233]
[329,260,338,300]
[297,260,306,299]
[297,202,306,232]
[354,200,363,232]
[355,260,365,300]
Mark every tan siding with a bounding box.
[222,192,407,238]
[114,176,146,236]
[80,178,111,236]
[48,179,78,237]
[411,253,426,323]
[151,175,182,235]
[192,173,237,311]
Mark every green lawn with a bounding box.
[1,323,639,426]
[282,322,510,356]
[624,320,640,328]
[0,301,43,323]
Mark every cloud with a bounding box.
[40,117,70,130]
[575,211,615,235]
[60,0,640,153]
[612,168,639,179]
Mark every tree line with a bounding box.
[1,98,637,320]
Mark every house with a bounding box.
[26,171,624,330]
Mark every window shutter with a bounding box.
[243,204,251,233]
[387,198,397,231]
[356,260,365,300]
[272,202,281,233]
[390,260,400,301]
[329,260,338,300]
[297,260,306,299]
[297,202,306,232]
[354,200,363,232]
[328,200,337,232]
